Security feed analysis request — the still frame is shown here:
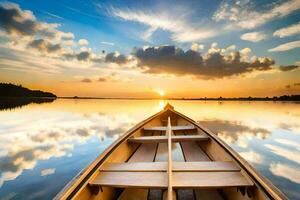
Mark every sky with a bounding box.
[0,0,299,98]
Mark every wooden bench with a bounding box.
[180,141,223,200]
[91,161,251,189]
[90,171,252,189]
[143,125,196,131]
[100,161,240,172]
[128,135,209,143]
[117,143,157,199]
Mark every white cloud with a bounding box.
[101,41,115,46]
[239,151,263,164]
[41,168,55,176]
[78,39,89,46]
[241,32,267,42]
[0,110,136,186]
[213,0,300,29]
[240,47,252,56]
[265,144,300,164]
[211,42,218,48]
[110,7,217,42]
[226,45,236,51]
[275,139,300,150]
[270,163,300,184]
[191,42,204,51]
[269,40,300,52]
[273,22,300,38]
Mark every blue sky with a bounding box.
[8,0,300,63]
[0,0,299,97]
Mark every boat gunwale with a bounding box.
[171,109,288,200]
[54,108,166,200]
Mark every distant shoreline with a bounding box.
[0,83,299,101]
[57,95,300,101]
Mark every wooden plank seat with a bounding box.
[100,161,240,172]
[128,135,209,143]
[90,171,252,189]
[180,141,223,200]
[117,143,157,200]
[143,125,196,131]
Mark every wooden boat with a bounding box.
[55,104,287,200]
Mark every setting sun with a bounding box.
[156,89,165,97]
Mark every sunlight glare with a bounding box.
[156,89,165,97]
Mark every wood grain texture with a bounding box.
[128,143,157,162]
[90,171,167,188]
[167,117,173,200]
[90,171,252,189]
[128,135,209,143]
[181,142,210,161]
[100,161,240,172]
[143,125,196,131]
[118,143,157,200]
[172,172,253,188]
[180,139,223,200]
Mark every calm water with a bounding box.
[0,99,299,199]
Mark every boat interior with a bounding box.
[60,105,285,200]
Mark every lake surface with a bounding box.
[0,99,299,199]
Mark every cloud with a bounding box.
[0,2,57,37]
[76,51,90,61]
[44,11,64,20]
[0,143,73,187]
[105,52,130,64]
[0,2,73,43]
[279,65,299,71]
[41,168,55,176]
[28,39,61,53]
[133,45,275,79]
[269,40,300,52]
[241,32,267,42]
[265,144,300,164]
[81,78,92,83]
[275,139,300,150]
[0,2,99,70]
[239,151,263,164]
[110,7,217,42]
[62,50,132,65]
[274,22,300,38]
[213,0,300,29]
[98,73,132,82]
[0,111,136,186]
[78,39,89,46]
[191,43,204,51]
[270,163,300,184]
[101,41,114,46]
[200,119,271,148]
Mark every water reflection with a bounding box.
[270,163,300,184]
[0,100,299,199]
[0,111,136,188]
[0,98,55,111]
[199,119,271,148]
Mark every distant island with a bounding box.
[0,83,56,98]
[0,83,56,111]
